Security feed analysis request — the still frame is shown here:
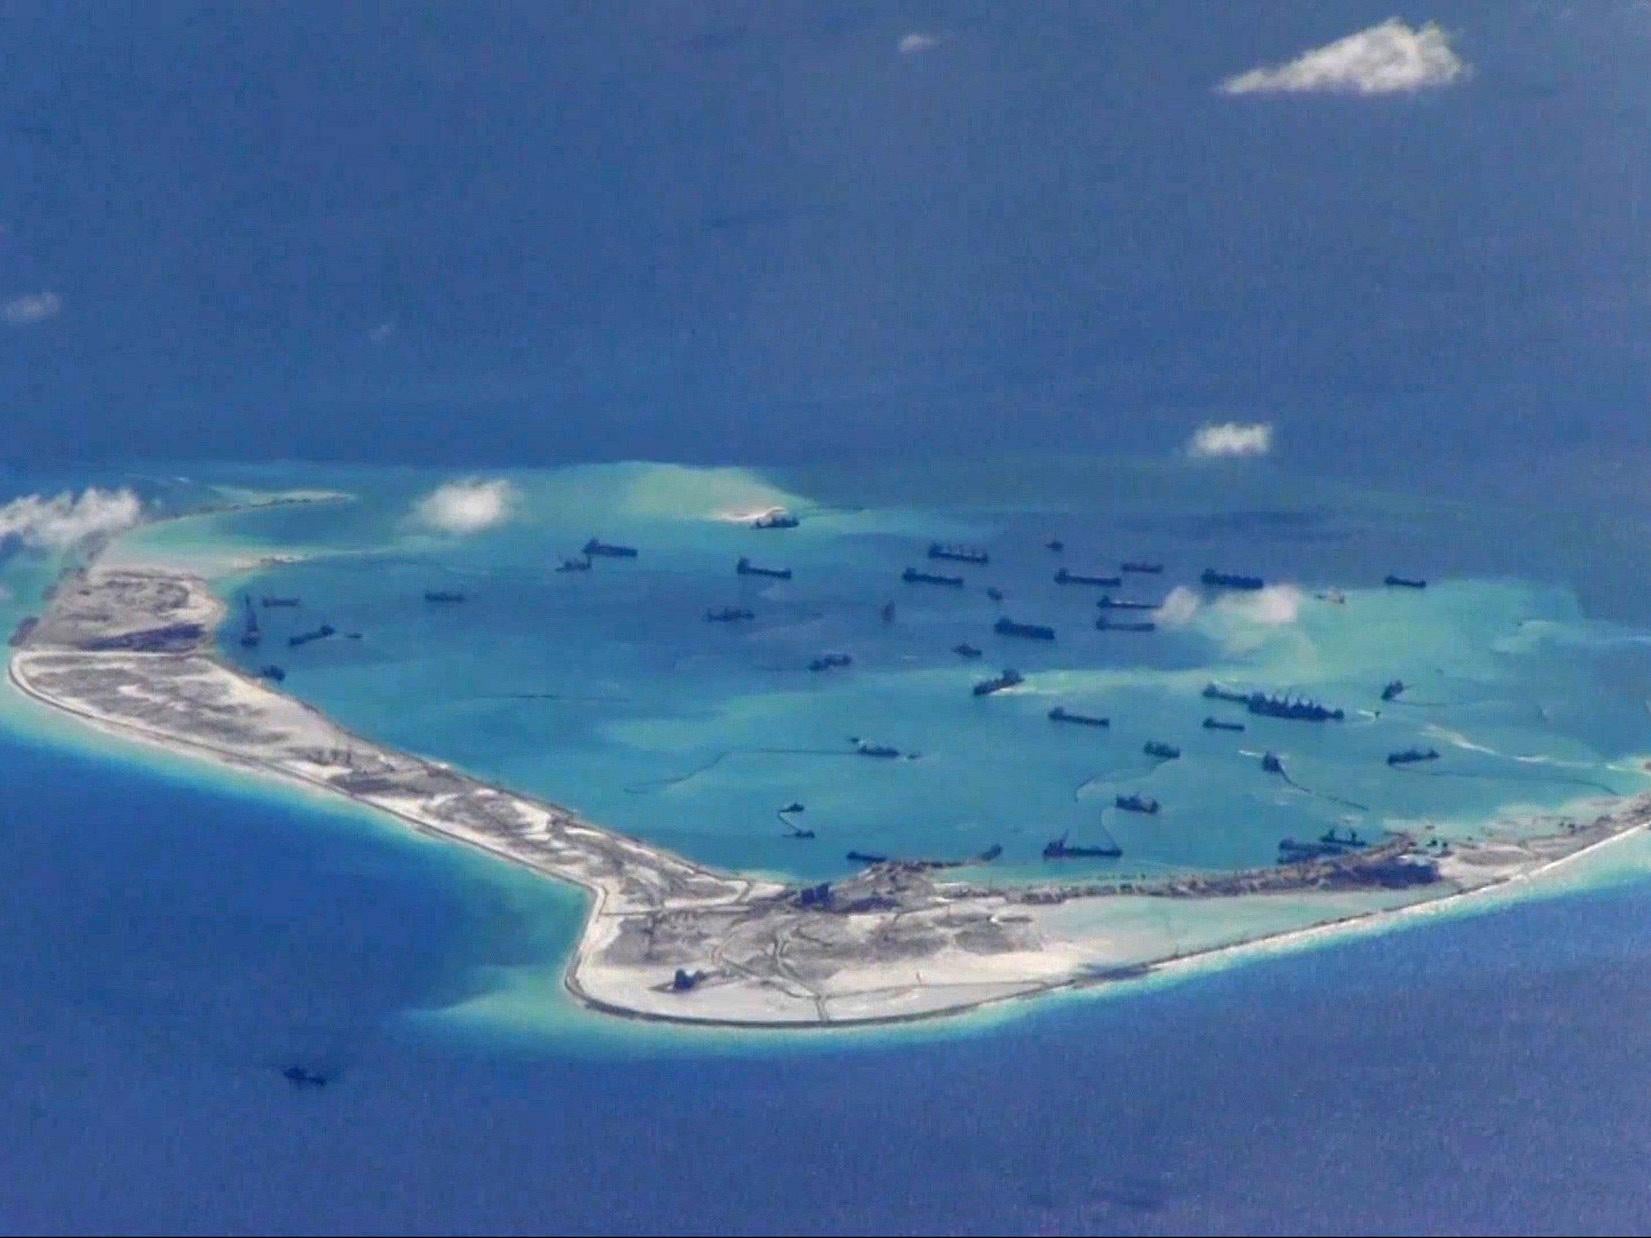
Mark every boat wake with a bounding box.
[624,745,870,793]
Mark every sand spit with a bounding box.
[10,566,1650,1029]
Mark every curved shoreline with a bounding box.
[10,563,1651,1031]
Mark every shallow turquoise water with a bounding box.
[92,458,1651,890]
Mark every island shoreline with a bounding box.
[9,557,1651,1032]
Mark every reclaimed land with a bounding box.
[10,565,1650,1029]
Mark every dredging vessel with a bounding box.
[1386,747,1440,766]
[1043,830,1122,859]
[902,567,964,587]
[1097,595,1157,611]
[973,668,1025,697]
[1095,616,1155,632]
[1201,569,1265,590]
[1247,694,1345,722]
[928,542,989,565]
[1115,793,1160,815]
[737,557,792,580]
[1055,568,1123,588]
[239,595,260,648]
[1048,705,1108,727]
[994,616,1055,641]
[287,623,335,648]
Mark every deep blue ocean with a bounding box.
[10,719,1651,1235]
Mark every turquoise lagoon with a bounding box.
[85,456,1651,893]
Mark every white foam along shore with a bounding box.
[8,555,1651,1030]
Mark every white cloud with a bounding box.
[2,291,62,326]
[1217,583,1305,626]
[413,478,518,535]
[898,31,943,55]
[1155,585,1203,627]
[0,488,143,551]
[368,321,396,343]
[1187,421,1273,459]
[1219,19,1467,96]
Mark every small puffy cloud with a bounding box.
[0,488,143,551]
[368,321,396,343]
[1199,583,1310,655]
[898,31,943,55]
[1187,421,1273,459]
[2,291,62,325]
[1156,585,1203,627]
[413,478,519,535]
[1217,583,1305,626]
[1219,19,1467,96]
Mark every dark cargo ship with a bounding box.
[1381,679,1406,701]
[583,538,639,558]
[1247,694,1345,722]
[287,624,335,647]
[928,542,989,565]
[1043,831,1122,860]
[261,596,300,608]
[1122,562,1164,575]
[853,741,901,759]
[1097,594,1157,611]
[258,664,286,682]
[751,509,799,529]
[555,556,592,573]
[1049,705,1108,727]
[737,556,792,580]
[994,616,1055,641]
[902,567,964,587]
[1115,793,1160,815]
[1055,568,1123,588]
[973,668,1024,697]
[705,606,755,623]
[1384,574,1427,589]
[1200,569,1265,590]
[1202,682,1251,703]
[1202,717,1244,732]
[1095,616,1156,632]
[239,595,260,648]
[952,643,983,659]
[1144,740,1180,760]
[808,652,852,672]
[1387,746,1440,766]
[424,590,466,603]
